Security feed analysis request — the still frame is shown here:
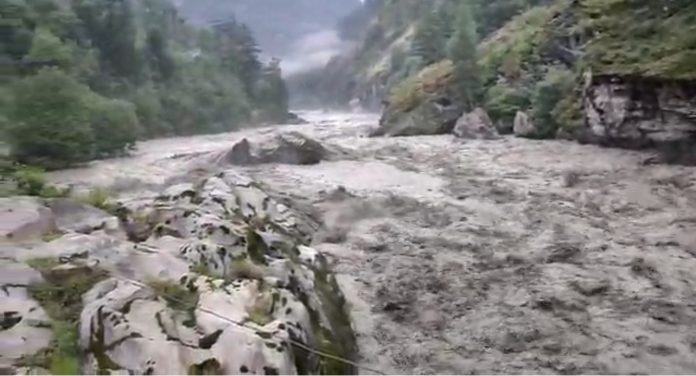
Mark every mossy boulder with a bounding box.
[375,60,462,137]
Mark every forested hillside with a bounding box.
[1,0,289,169]
[298,0,696,145]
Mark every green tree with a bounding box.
[254,58,289,121]
[73,0,140,79]
[215,20,261,94]
[484,83,531,132]
[27,27,72,68]
[411,6,454,66]
[145,28,175,81]
[8,68,95,168]
[531,66,575,138]
[1,0,34,59]
[131,84,167,137]
[89,97,139,157]
[1,0,288,169]
[447,0,481,110]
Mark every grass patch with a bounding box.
[189,262,214,277]
[41,231,63,242]
[230,259,265,281]
[24,258,109,375]
[246,290,273,326]
[0,164,71,198]
[245,228,269,265]
[146,278,199,327]
[77,187,114,213]
[147,279,199,312]
[289,256,357,375]
[311,263,357,375]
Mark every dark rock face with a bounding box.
[226,132,327,165]
[584,75,696,163]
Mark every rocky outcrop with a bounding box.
[373,61,462,137]
[584,75,696,162]
[226,132,328,165]
[374,98,461,137]
[47,198,119,235]
[513,111,536,138]
[0,261,52,372]
[453,108,499,139]
[1,197,55,243]
[1,169,356,375]
[285,112,309,125]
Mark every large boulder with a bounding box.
[453,108,499,139]
[513,111,536,138]
[373,61,462,137]
[583,74,696,163]
[226,132,327,165]
[0,197,55,243]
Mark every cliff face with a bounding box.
[289,0,432,110]
[583,75,696,162]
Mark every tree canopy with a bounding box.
[1,0,290,168]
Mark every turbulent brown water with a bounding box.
[49,111,696,374]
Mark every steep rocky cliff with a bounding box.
[583,75,696,162]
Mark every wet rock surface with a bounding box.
[43,111,696,374]
[0,261,51,370]
[3,166,356,375]
[47,198,119,235]
[0,197,56,243]
[226,131,329,165]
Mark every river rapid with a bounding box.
[49,111,696,374]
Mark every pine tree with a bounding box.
[214,20,261,95]
[73,0,140,79]
[411,10,446,66]
[447,0,481,110]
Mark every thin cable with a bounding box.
[119,277,387,375]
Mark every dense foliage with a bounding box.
[1,0,289,168]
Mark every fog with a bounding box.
[280,30,354,76]
[174,0,361,74]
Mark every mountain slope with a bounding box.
[299,0,696,161]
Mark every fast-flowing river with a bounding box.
[49,111,696,374]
